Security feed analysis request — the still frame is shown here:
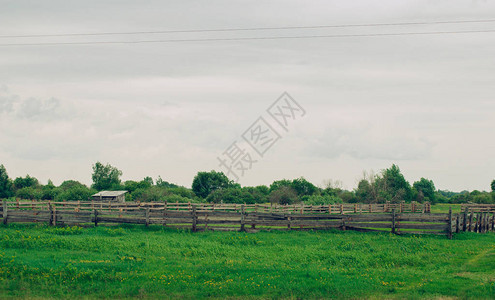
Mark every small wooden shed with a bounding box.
[92,191,127,203]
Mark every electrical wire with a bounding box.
[1,19,495,38]
[0,29,494,47]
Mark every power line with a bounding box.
[0,29,494,47]
[1,19,495,38]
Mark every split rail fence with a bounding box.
[461,204,495,213]
[1,200,492,239]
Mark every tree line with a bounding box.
[0,163,494,205]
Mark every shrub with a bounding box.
[206,188,257,204]
[131,186,168,202]
[269,186,299,205]
[55,186,95,201]
[168,187,196,199]
[15,187,42,200]
[302,195,343,205]
[163,194,195,203]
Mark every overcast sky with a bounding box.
[1,0,494,191]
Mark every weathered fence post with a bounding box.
[462,207,468,232]
[145,207,150,227]
[240,204,245,232]
[340,210,346,231]
[2,201,7,225]
[469,212,473,232]
[191,205,197,232]
[488,214,491,232]
[481,213,485,233]
[94,209,98,227]
[49,203,54,226]
[52,205,57,226]
[163,201,167,227]
[448,207,453,239]
[391,209,396,234]
[300,204,303,229]
[456,214,460,233]
[474,213,479,233]
[484,213,489,233]
[252,204,258,229]
[204,212,209,231]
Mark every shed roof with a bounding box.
[92,191,127,197]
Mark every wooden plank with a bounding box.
[346,215,393,221]
[396,223,448,230]
[345,222,392,229]
[397,214,448,222]
[448,207,453,239]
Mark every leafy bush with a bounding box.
[302,194,343,205]
[206,188,257,204]
[16,187,42,200]
[131,186,168,202]
[269,186,300,205]
[167,187,196,199]
[163,194,196,203]
[55,186,95,201]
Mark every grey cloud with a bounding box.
[307,125,434,161]
[1,0,494,190]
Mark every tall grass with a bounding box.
[0,224,493,299]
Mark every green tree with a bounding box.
[376,164,412,203]
[491,179,495,192]
[269,179,292,192]
[413,178,436,203]
[0,164,13,198]
[355,179,373,203]
[191,170,235,198]
[13,175,38,190]
[156,176,179,188]
[291,177,318,196]
[91,162,122,191]
[143,176,154,186]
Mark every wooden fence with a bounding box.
[1,201,491,239]
[0,200,430,214]
[461,204,495,213]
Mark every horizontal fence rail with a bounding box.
[1,201,492,238]
[461,204,495,213]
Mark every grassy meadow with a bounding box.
[0,223,494,299]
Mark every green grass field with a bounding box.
[430,203,462,213]
[0,224,494,299]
